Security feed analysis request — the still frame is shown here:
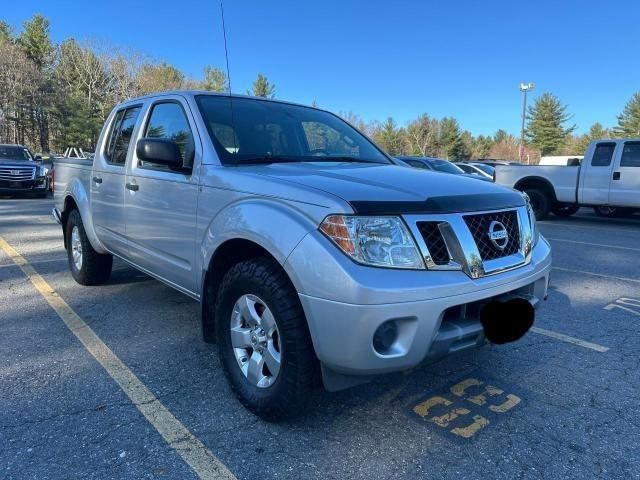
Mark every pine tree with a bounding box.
[575,122,610,154]
[615,92,640,136]
[439,117,464,160]
[525,93,576,155]
[0,21,13,42]
[372,118,405,155]
[17,14,53,69]
[201,65,228,92]
[249,74,275,98]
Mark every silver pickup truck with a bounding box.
[495,139,640,220]
[53,91,551,419]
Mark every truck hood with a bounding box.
[247,162,525,214]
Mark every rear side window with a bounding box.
[620,142,640,167]
[141,102,195,170]
[590,143,616,167]
[104,106,141,165]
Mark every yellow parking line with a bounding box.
[530,327,609,352]
[0,236,236,480]
[553,266,640,285]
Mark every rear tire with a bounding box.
[524,188,550,221]
[215,257,316,421]
[552,203,579,217]
[65,209,113,285]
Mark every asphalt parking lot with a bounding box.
[1,197,639,480]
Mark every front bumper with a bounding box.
[0,178,48,194]
[286,232,551,384]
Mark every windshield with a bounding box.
[472,163,494,175]
[426,159,464,174]
[0,146,32,161]
[196,96,390,165]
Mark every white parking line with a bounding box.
[0,236,237,480]
[539,221,639,233]
[553,266,640,285]
[545,237,640,252]
[530,327,609,352]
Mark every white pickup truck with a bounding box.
[495,139,640,220]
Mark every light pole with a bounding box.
[519,82,534,163]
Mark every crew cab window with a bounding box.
[591,143,616,167]
[620,142,640,167]
[141,102,194,170]
[104,106,141,165]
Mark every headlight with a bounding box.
[320,215,424,269]
[521,192,539,247]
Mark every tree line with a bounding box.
[1,14,639,161]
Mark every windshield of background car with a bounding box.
[427,159,464,174]
[472,163,494,175]
[0,146,32,161]
[195,96,390,165]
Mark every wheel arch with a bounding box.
[198,199,318,344]
[513,176,558,204]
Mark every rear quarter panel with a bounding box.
[54,158,107,253]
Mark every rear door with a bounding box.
[579,142,617,205]
[608,141,640,207]
[124,97,200,295]
[91,105,142,255]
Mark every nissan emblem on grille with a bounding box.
[487,221,509,250]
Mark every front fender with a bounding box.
[200,198,319,289]
[64,178,108,254]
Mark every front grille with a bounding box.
[463,210,520,261]
[416,221,450,265]
[0,166,35,181]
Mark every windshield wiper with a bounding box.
[234,156,302,165]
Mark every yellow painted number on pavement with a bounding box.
[413,378,521,439]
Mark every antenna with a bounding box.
[220,0,232,95]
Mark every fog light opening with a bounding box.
[373,321,398,354]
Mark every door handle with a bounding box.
[612,171,621,180]
[92,176,103,184]
[125,183,139,191]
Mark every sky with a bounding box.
[3,0,640,136]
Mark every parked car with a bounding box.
[468,162,496,177]
[479,159,522,167]
[53,91,551,419]
[457,162,494,180]
[0,144,50,197]
[395,156,492,181]
[494,139,640,219]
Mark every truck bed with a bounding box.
[494,165,579,204]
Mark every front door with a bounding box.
[608,141,640,208]
[124,98,200,295]
[580,142,617,205]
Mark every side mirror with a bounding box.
[34,155,42,162]
[136,138,183,168]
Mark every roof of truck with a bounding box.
[119,90,320,111]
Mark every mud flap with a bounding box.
[480,297,535,344]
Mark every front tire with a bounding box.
[65,209,113,285]
[594,206,618,218]
[524,188,550,221]
[215,257,316,420]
